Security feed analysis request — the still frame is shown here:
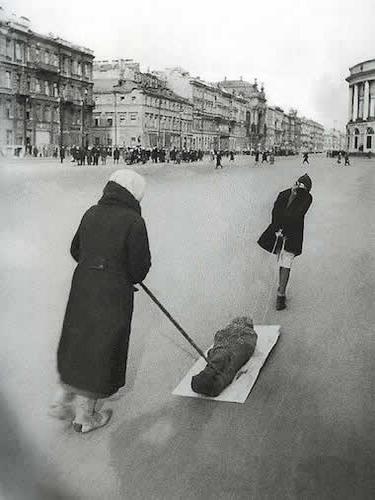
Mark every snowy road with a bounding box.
[0,154,374,499]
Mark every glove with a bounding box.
[275,229,283,238]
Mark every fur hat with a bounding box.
[297,173,312,192]
[109,169,146,201]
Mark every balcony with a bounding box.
[62,92,80,104]
[28,60,59,74]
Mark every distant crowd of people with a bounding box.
[55,146,242,166]
[25,145,354,168]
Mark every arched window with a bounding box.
[366,127,374,134]
[354,128,359,149]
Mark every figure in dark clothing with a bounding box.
[59,146,65,164]
[302,152,309,164]
[344,152,350,166]
[113,147,120,164]
[229,151,235,161]
[261,151,268,163]
[337,152,342,164]
[50,170,151,434]
[254,151,260,163]
[258,174,313,311]
[215,151,223,169]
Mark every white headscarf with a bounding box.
[109,169,146,202]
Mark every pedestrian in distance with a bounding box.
[215,151,223,169]
[344,152,350,166]
[50,170,151,433]
[269,151,275,165]
[59,146,65,164]
[100,148,107,165]
[257,174,313,311]
[254,151,260,164]
[302,152,309,165]
[261,151,268,163]
[229,151,235,162]
[113,147,120,164]
[337,152,342,164]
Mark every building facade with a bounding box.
[92,60,193,149]
[346,59,375,153]
[324,128,346,151]
[0,7,94,156]
[265,106,285,150]
[157,68,267,151]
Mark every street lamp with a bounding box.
[113,90,118,148]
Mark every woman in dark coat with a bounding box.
[50,170,151,433]
[258,174,312,310]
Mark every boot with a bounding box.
[276,295,286,311]
[73,395,112,434]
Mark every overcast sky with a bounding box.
[5,0,375,129]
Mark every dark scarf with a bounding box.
[98,181,141,215]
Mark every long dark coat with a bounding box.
[57,181,151,397]
[258,188,312,256]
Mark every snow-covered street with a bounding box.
[1,154,374,499]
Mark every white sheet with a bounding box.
[172,325,280,403]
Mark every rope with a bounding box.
[257,230,284,324]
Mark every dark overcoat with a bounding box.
[57,181,151,396]
[258,188,312,256]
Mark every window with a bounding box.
[0,37,5,55]
[119,113,126,124]
[94,118,99,127]
[6,38,12,59]
[44,106,51,122]
[45,81,50,96]
[36,105,42,121]
[6,130,13,145]
[5,71,11,88]
[35,47,40,62]
[131,96,136,102]
[107,118,113,126]
[15,42,22,61]
[95,137,100,145]
[77,62,82,75]
[16,102,23,119]
[130,112,137,121]
[53,82,58,97]
[120,96,125,101]
[358,83,365,119]
[44,50,50,64]
[5,100,13,119]
[35,79,41,93]
[366,135,372,149]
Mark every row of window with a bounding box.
[144,95,187,111]
[1,98,60,122]
[0,70,90,100]
[0,36,93,79]
[144,113,191,132]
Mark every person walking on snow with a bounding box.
[257,174,313,311]
[50,170,151,433]
[215,151,223,169]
